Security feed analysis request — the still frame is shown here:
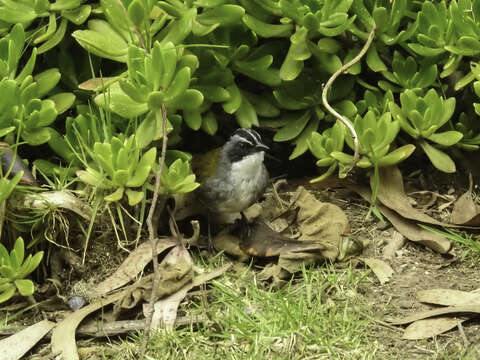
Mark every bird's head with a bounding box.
[222,128,269,164]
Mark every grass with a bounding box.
[101,257,375,360]
[419,224,480,260]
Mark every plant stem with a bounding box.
[140,104,168,356]
[322,26,376,176]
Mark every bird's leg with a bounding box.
[237,212,256,241]
[207,213,217,253]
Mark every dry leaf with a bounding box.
[51,290,127,360]
[379,204,451,253]
[154,245,193,299]
[295,186,350,260]
[0,320,55,360]
[417,289,480,306]
[451,190,480,226]
[386,304,480,325]
[361,258,394,284]
[149,264,231,330]
[375,167,446,226]
[350,184,451,253]
[151,287,190,330]
[403,316,468,340]
[92,238,176,298]
[116,246,193,313]
[382,231,406,258]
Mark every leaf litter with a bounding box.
[4,167,480,358]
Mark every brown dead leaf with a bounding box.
[382,231,406,258]
[295,186,350,260]
[154,246,193,299]
[360,258,394,284]
[51,290,127,360]
[351,184,451,253]
[403,317,468,340]
[379,204,451,253]
[150,264,231,330]
[386,304,480,325]
[375,167,446,226]
[116,245,193,313]
[451,190,480,226]
[0,320,55,360]
[417,289,480,306]
[257,263,290,286]
[92,238,176,298]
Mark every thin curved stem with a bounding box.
[322,26,376,176]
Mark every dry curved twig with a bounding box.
[321,26,376,176]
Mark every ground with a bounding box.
[3,171,480,360]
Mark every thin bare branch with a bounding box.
[140,104,169,356]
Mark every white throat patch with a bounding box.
[231,151,265,177]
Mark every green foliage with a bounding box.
[389,89,460,173]
[76,134,157,205]
[0,237,43,303]
[161,158,200,194]
[2,0,480,254]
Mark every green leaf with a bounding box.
[242,14,293,38]
[113,170,130,186]
[13,237,24,266]
[23,251,43,276]
[366,45,387,72]
[0,283,15,304]
[290,116,320,160]
[21,128,52,146]
[61,5,92,25]
[0,265,15,279]
[37,18,67,54]
[196,5,245,26]
[377,144,416,167]
[235,95,258,128]
[14,279,34,296]
[95,82,148,118]
[104,187,125,202]
[274,110,312,142]
[201,111,218,135]
[183,109,203,130]
[0,2,36,23]
[194,85,230,103]
[427,131,463,146]
[76,168,105,187]
[223,84,242,114]
[15,48,37,84]
[126,147,156,187]
[0,171,22,203]
[310,163,337,183]
[35,68,61,98]
[407,43,444,57]
[419,141,456,173]
[72,20,128,62]
[125,189,144,206]
[128,0,146,27]
[165,89,204,110]
[164,67,191,101]
[454,72,475,91]
[49,93,76,115]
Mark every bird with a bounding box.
[195,128,270,217]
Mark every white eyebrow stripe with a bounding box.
[232,134,254,145]
[248,129,262,143]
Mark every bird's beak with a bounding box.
[255,142,269,152]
